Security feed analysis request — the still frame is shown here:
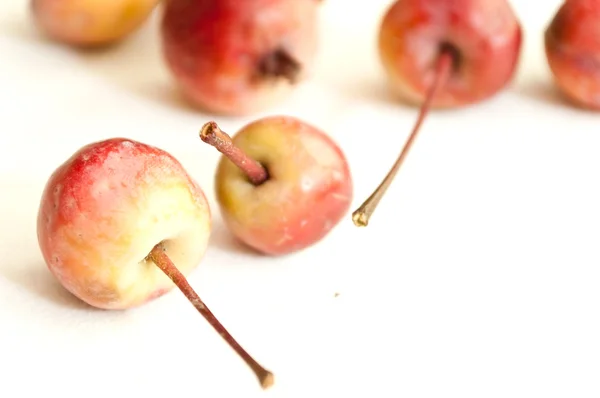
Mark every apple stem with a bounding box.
[200,122,269,185]
[148,243,274,389]
[258,48,302,83]
[351,50,454,227]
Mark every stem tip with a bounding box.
[260,371,275,389]
[351,209,369,227]
[200,121,220,141]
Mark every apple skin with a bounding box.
[214,116,353,256]
[378,0,523,108]
[31,0,160,47]
[160,0,319,116]
[37,138,211,310]
[545,0,600,110]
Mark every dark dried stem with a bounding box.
[258,48,302,83]
[352,50,454,227]
[200,122,269,185]
[148,243,274,389]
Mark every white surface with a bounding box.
[1,0,599,397]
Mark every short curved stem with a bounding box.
[352,50,454,227]
[200,122,269,185]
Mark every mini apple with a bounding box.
[199,116,353,255]
[31,0,160,47]
[378,0,523,108]
[545,0,600,110]
[37,137,273,388]
[352,0,523,227]
[160,0,321,115]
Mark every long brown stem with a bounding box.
[351,51,454,227]
[200,122,269,186]
[148,243,274,389]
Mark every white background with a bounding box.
[1,0,599,397]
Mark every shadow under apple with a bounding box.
[0,175,92,311]
[68,14,201,115]
[6,6,204,115]
[515,76,568,107]
[0,260,92,311]
[208,217,264,258]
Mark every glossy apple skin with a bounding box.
[37,138,211,310]
[215,116,353,256]
[160,0,319,116]
[31,0,159,47]
[378,0,522,108]
[545,0,600,110]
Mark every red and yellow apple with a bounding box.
[37,138,211,310]
[31,0,160,47]
[378,0,523,108]
[201,116,353,256]
[160,0,320,115]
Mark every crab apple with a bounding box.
[378,0,523,108]
[199,116,353,256]
[36,137,273,388]
[36,138,211,310]
[30,0,160,48]
[352,0,523,227]
[160,0,320,115]
[545,0,600,110]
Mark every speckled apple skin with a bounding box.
[378,0,522,108]
[215,116,353,256]
[545,0,600,110]
[37,138,211,310]
[160,0,319,115]
[31,0,159,47]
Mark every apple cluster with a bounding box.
[30,0,600,390]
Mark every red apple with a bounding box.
[200,116,353,255]
[378,0,523,108]
[37,137,274,388]
[545,0,600,110]
[160,0,320,115]
[31,0,160,48]
[352,0,523,227]
[37,137,211,310]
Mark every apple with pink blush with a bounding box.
[159,0,321,115]
[199,115,353,256]
[545,0,600,110]
[37,137,274,389]
[353,0,523,226]
[30,0,159,47]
